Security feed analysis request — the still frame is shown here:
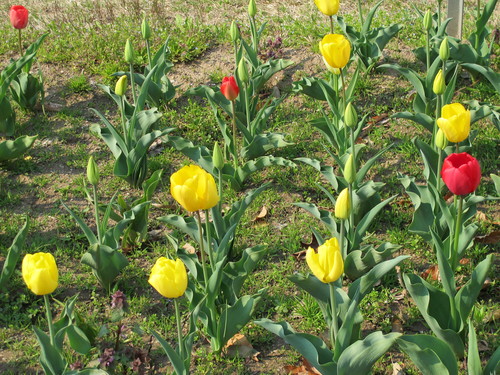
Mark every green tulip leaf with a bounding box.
[344,242,401,280]
[484,345,500,375]
[240,132,292,159]
[396,334,458,375]
[461,63,500,93]
[0,217,29,290]
[235,156,295,188]
[293,202,337,235]
[337,332,401,375]
[403,273,465,357]
[0,135,38,161]
[33,326,67,375]
[66,325,91,355]
[151,329,187,375]
[468,320,482,375]
[295,157,338,190]
[254,318,337,375]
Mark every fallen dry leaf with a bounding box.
[252,206,268,222]
[459,258,470,265]
[475,230,500,244]
[182,243,196,254]
[421,264,439,281]
[392,362,404,375]
[292,249,307,261]
[392,317,404,333]
[284,357,321,374]
[224,333,260,361]
[475,211,488,222]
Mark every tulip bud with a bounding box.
[433,69,446,95]
[237,58,249,84]
[335,188,351,220]
[141,18,151,40]
[344,102,358,128]
[423,10,432,31]
[248,0,257,17]
[213,142,224,170]
[230,21,240,43]
[343,154,356,184]
[115,75,128,97]
[87,156,99,186]
[435,129,448,150]
[439,37,450,61]
[124,39,135,64]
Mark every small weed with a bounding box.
[67,75,92,93]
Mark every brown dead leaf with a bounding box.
[182,243,196,254]
[300,235,320,250]
[224,333,260,361]
[475,211,488,222]
[475,231,500,244]
[392,317,404,333]
[392,362,404,375]
[292,249,307,261]
[251,206,268,222]
[421,265,439,281]
[284,357,321,374]
[459,258,470,265]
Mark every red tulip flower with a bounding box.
[10,5,29,29]
[441,152,481,196]
[220,76,239,101]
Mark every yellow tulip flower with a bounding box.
[22,252,58,295]
[314,0,340,16]
[437,103,470,143]
[170,165,220,212]
[306,238,344,283]
[149,258,188,299]
[319,34,351,70]
[335,188,351,220]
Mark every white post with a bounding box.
[447,0,464,39]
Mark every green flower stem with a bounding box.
[437,1,442,28]
[120,96,128,148]
[174,298,184,361]
[340,69,347,115]
[204,209,216,269]
[339,219,346,260]
[217,168,223,213]
[436,148,443,194]
[231,100,238,169]
[233,42,239,71]
[145,39,152,70]
[129,62,137,106]
[357,0,364,26]
[433,94,442,151]
[18,29,23,56]
[476,0,481,20]
[249,16,258,57]
[244,84,252,138]
[350,128,357,188]
[328,282,338,350]
[348,182,355,234]
[451,195,464,270]
[329,16,334,34]
[93,184,102,244]
[43,295,55,346]
[195,211,209,288]
[425,31,431,73]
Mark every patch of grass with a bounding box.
[67,75,92,93]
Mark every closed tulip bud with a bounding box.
[439,37,450,61]
[441,152,481,196]
[437,103,470,143]
[423,10,432,31]
[213,142,224,170]
[335,188,350,220]
[141,18,151,40]
[170,165,220,212]
[314,0,340,16]
[237,58,249,84]
[230,21,240,42]
[306,238,343,283]
[115,75,128,97]
[87,156,99,186]
[248,0,257,17]
[343,154,356,184]
[148,258,188,298]
[319,34,351,70]
[124,39,135,64]
[433,69,446,95]
[435,129,448,150]
[220,76,239,101]
[22,252,58,295]
[344,102,358,128]
[10,5,29,29]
